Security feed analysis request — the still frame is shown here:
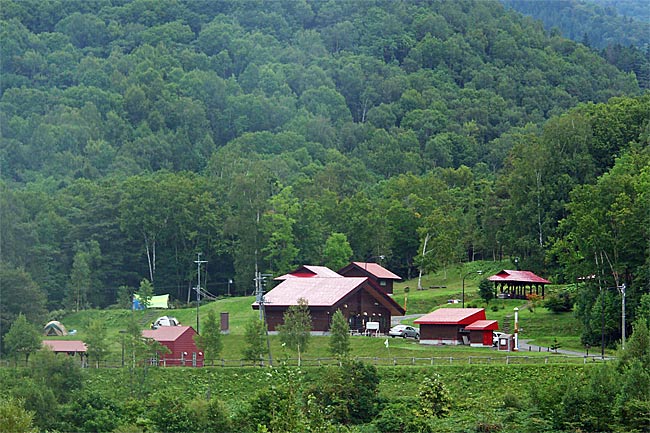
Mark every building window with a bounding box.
[379,280,387,286]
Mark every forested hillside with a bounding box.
[502,0,650,89]
[1,0,648,348]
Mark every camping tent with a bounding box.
[132,294,170,310]
[44,320,67,336]
[152,316,180,329]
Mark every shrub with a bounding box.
[417,374,451,418]
[0,397,36,433]
[544,291,574,313]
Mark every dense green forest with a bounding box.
[1,0,649,350]
[502,0,650,89]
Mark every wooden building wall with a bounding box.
[263,288,395,332]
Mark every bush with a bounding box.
[58,391,121,433]
[0,397,36,433]
[417,374,451,418]
[544,291,574,313]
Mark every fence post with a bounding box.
[468,357,471,365]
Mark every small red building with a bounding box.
[488,270,551,299]
[464,320,499,347]
[142,326,204,367]
[337,262,402,295]
[415,308,498,346]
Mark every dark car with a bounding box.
[389,324,419,339]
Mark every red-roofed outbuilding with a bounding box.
[414,308,498,345]
[337,261,402,294]
[465,320,499,347]
[42,340,87,366]
[142,326,203,367]
[488,270,551,299]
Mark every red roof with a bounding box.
[142,326,195,341]
[255,277,368,307]
[43,340,87,352]
[414,308,486,325]
[487,270,551,284]
[464,320,499,331]
[275,265,342,280]
[350,262,402,280]
[253,276,405,315]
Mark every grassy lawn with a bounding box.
[52,260,602,360]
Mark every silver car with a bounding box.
[389,324,419,339]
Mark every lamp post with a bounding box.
[462,270,483,308]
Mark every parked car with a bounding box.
[493,331,506,346]
[389,325,419,339]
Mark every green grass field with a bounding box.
[53,260,600,360]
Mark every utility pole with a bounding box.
[194,253,207,334]
[254,266,273,366]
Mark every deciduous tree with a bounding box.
[3,314,42,365]
[328,309,350,359]
[278,298,311,366]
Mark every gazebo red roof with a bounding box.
[487,270,551,284]
[43,340,87,353]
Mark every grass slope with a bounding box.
[54,261,594,358]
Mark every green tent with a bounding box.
[133,294,169,309]
[44,320,67,336]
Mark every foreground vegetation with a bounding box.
[2,326,649,433]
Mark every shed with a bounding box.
[337,262,402,295]
[414,308,487,345]
[142,326,203,367]
[488,270,551,299]
[464,320,499,347]
[253,269,405,333]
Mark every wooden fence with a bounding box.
[0,354,613,369]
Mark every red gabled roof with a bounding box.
[255,277,368,307]
[343,262,402,280]
[275,265,342,280]
[142,326,195,341]
[253,277,405,315]
[487,270,551,284]
[43,340,87,352]
[464,320,499,331]
[414,308,486,325]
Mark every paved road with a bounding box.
[391,314,424,325]
[518,339,613,360]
